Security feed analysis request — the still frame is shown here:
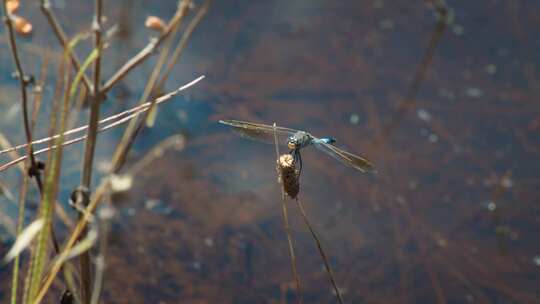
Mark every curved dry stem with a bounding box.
[273,123,303,303]
[295,198,343,304]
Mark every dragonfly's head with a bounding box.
[287,131,311,150]
[287,141,297,150]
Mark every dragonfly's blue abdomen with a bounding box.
[318,137,336,144]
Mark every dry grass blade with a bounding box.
[3,219,44,264]
[32,76,204,304]
[0,76,205,172]
[101,0,193,94]
[295,198,344,304]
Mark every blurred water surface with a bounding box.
[1,0,540,303]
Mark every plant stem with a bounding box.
[273,123,303,303]
[40,0,94,95]
[101,0,192,95]
[79,0,104,302]
[295,198,343,304]
[32,77,203,304]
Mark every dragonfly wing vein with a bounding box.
[219,119,296,145]
[313,141,375,172]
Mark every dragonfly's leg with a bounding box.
[289,149,302,175]
[296,150,303,176]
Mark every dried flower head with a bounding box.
[12,15,33,36]
[277,154,300,199]
[145,16,166,32]
[110,174,133,193]
[6,0,19,14]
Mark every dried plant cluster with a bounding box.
[0,1,209,303]
[276,154,299,199]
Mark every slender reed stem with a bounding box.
[79,1,104,302]
[0,77,204,173]
[273,123,303,304]
[295,198,343,304]
[2,0,44,193]
[40,0,94,95]
[156,0,211,91]
[32,77,204,304]
[28,49,74,304]
[12,51,50,304]
[3,1,63,283]
[101,0,192,95]
[11,172,29,304]
[109,0,192,172]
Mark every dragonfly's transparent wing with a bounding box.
[313,141,375,173]
[219,119,298,146]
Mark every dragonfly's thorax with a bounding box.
[287,131,313,150]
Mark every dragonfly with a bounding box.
[219,119,375,173]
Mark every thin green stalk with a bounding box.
[27,34,88,303]
[2,0,45,196]
[11,173,29,304]
[10,50,49,304]
[27,65,72,304]
[32,77,203,304]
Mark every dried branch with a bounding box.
[156,0,211,90]
[2,0,43,192]
[39,0,94,95]
[101,0,192,95]
[80,1,104,301]
[32,76,204,304]
[0,76,205,160]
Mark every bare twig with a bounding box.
[109,1,193,173]
[156,0,211,91]
[101,0,192,95]
[39,0,94,94]
[79,1,104,301]
[2,0,44,192]
[273,124,303,304]
[0,76,205,172]
[10,50,50,304]
[295,198,343,304]
[33,76,204,304]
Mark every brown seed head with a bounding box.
[6,0,19,14]
[12,15,32,36]
[277,154,300,199]
[145,16,166,32]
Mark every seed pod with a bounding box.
[6,0,19,14]
[145,16,166,33]
[12,15,33,36]
[277,154,299,199]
